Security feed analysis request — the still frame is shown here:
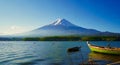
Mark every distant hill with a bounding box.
[1,18,120,38]
[13,18,120,37]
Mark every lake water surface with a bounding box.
[0,41,120,65]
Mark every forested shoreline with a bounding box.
[23,36,120,41]
[0,36,120,41]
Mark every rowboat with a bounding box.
[87,41,120,55]
[67,46,81,52]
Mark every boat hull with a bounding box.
[87,43,120,55]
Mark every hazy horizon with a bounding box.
[0,0,120,35]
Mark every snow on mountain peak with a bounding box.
[54,18,63,25]
[52,18,76,26]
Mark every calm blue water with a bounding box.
[0,41,120,65]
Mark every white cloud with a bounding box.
[11,26,17,30]
[1,25,26,35]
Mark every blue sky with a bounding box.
[0,0,120,35]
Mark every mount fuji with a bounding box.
[15,18,119,37]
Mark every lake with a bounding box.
[0,41,120,65]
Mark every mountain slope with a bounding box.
[15,18,120,37]
[18,19,99,37]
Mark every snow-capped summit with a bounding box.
[51,18,76,26]
[53,18,62,25]
[20,18,101,37]
[13,18,120,37]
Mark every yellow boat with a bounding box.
[87,41,120,55]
